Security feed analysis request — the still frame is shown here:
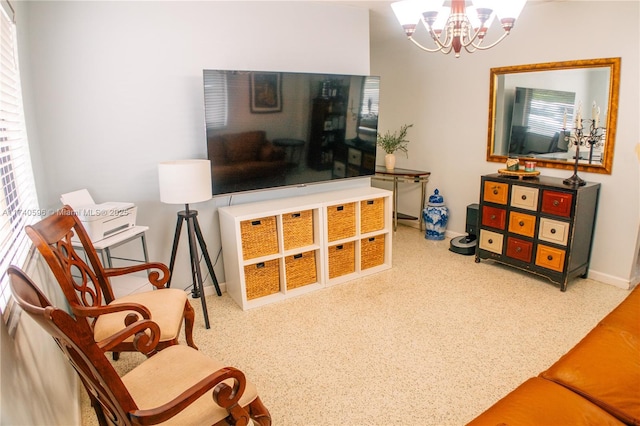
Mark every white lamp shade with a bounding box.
[391,0,422,26]
[158,160,212,205]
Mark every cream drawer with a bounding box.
[511,185,539,211]
[333,161,346,178]
[348,148,362,166]
[479,229,504,254]
[538,218,570,246]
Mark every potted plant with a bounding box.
[376,124,413,170]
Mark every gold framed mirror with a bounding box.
[487,58,621,174]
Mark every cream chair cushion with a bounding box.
[94,288,188,343]
[122,345,259,425]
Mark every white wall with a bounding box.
[2,1,371,424]
[371,0,640,288]
[25,0,371,286]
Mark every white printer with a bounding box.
[60,189,137,242]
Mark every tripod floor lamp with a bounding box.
[158,159,221,329]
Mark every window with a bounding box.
[519,87,576,138]
[357,76,380,136]
[0,3,40,315]
[203,70,228,130]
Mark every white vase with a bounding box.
[385,153,396,170]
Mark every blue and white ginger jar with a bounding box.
[423,189,449,240]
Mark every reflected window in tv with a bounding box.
[203,70,380,196]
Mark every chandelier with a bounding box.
[391,0,527,58]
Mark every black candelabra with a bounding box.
[562,118,605,186]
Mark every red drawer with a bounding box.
[482,205,507,230]
[541,190,573,217]
[506,237,533,263]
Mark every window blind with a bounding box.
[360,76,380,118]
[203,71,228,130]
[522,88,576,138]
[0,5,40,314]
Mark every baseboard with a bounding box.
[202,281,227,296]
[197,235,632,294]
[586,270,631,290]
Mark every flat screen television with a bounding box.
[203,70,380,196]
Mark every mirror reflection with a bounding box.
[488,58,620,174]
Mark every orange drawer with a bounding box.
[483,181,509,205]
[479,229,504,255]
[541,190,573,217]
[511,185,539,211]
[482,205,507,230]
[506,237,533,263]
[508,211,536,238]
[535,244,566,272]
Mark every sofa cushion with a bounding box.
[540,323,640,425]
[599,286,640,334]
[224,131,265,163]
[466,377,625,425]
[207,135,227,165]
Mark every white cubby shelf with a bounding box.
[218,187,393,310]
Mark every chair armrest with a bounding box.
[129,367,250,425]
[97,317,161,357]
[72,302,152,320]
[104,262,170,289]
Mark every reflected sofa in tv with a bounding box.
[207,130,287,194]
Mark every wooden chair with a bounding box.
[25,205,197,358]
[8,265,271,426]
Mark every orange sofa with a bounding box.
[467,286,640,425]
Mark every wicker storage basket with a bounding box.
[240,216,278,260]
[244,259,280,300]
[285,251,317,290]
[360,198,385,234]
[328,241,355,279]
[361,234,385,270]
[327,202,356,242]
[282,210,314,250]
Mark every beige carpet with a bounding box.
[81,225,630,425]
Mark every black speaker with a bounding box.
[466,203,479,237]
[450,203,479,255]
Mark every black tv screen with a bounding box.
[203,70,380,196]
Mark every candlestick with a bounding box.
[562,111,606,187]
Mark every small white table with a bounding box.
[73,226,151,297]
[89,225,150,268]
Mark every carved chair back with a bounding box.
[25,206,116,323]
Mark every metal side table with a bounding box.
[373,166,431,231]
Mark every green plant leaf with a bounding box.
[376,124,413,156]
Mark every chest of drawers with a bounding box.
[475,174,600,291]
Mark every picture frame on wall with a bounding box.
[250,72,282,113]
